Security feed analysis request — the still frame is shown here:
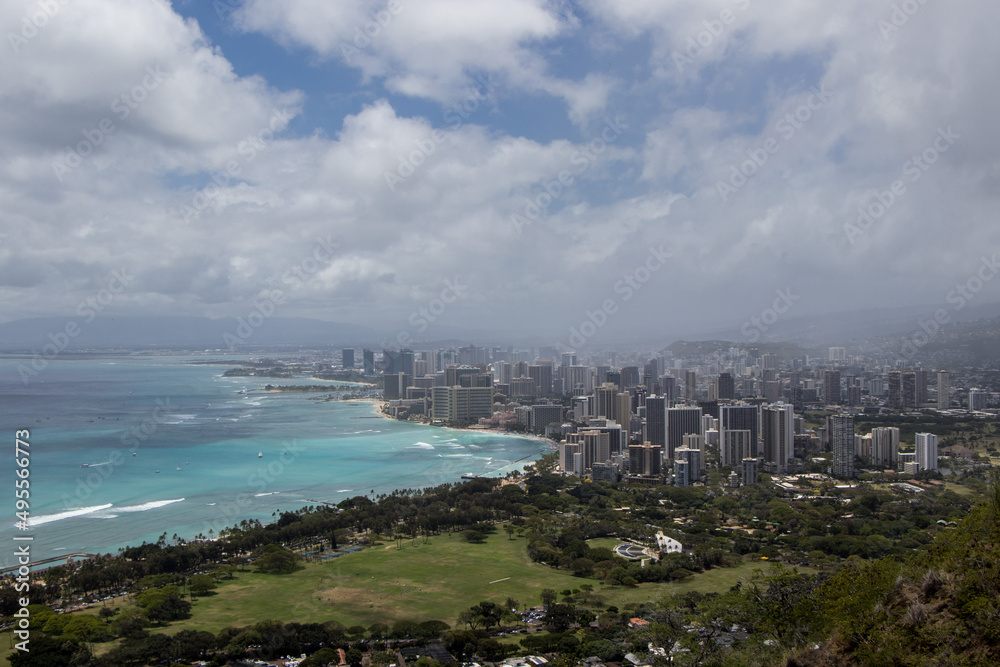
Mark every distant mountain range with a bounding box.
[0,316,378,352]
[678,301,1000,348]
[2,299,1000,356]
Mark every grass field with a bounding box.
[0,533,816,662]
[159,532,811,634]
[164,531,597,633]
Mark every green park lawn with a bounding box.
[164,530,594,633]
[0,531,815,663]
[159,532,807,634]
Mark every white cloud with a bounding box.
[3,0,1000,341]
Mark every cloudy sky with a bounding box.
[2,0,998,346]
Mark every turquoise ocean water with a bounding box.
[0,355,546,567]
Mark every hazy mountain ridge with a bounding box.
[0,316,377,352]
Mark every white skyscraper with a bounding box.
[937,370,949,410]
[915,432,938,471]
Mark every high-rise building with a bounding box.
[970,389,988,411]
[580,419,626,456]
[564,365,593,395]
[722,429,753,467]
[674,459,690,487]
[528,364,553,396]
[644,396,666,451]
[675,447,702,482]
[559,442,581,475]
[828,347,846,362]
[430,386,492,422]
[915,432,938,471]
[869,427,900,468]
[666,407,703,459]
[717,372,736,400]
[741,457,758,484]
[887,371,902,409]
[616,391,632,425]
[823,370,841,405]
[363,349,375,375]
[831,414,855,478]
[684,370,697,400]
[508,377,538,397]
[763,380,781,403]
[761,403,794,474]
[628,442,662,478]
[682,433,706,475]
[914,369,928,406]
[720,403,760,458]
[383,372,412,400]
[342,348,355,369]
[621,366,641,390]
[902,371,918,409]
[937,370,950,410]
[529,405,563,434]
[660,376,679,404]
[580,430,611,469]
[594,383,618,419]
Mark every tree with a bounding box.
[136,585,192,622]
[189,573,217,597]
[114,607,149,637]
[541,588,558,608]
[9,635,91,667]
[504,524,516,540]
[255,544,301,574]
[302,647,339,667]
[461,529,487,543]
[543,603,577,632]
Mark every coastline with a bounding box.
[345,397,558,451]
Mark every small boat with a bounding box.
[132,452,136,457]
[154,469,160,474]
[81,464,89,468]
[175,467,181,471]
[258,451,263,458]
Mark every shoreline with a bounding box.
[344,397,558,451]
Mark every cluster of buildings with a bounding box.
[335,344,993,482]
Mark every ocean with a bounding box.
[0,355,547,568]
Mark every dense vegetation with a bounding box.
[3,457,997,665]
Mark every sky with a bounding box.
[1,0,998,348]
